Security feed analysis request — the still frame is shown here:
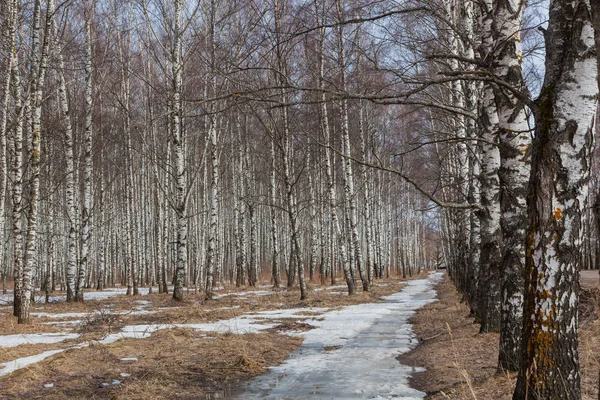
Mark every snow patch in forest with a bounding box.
[0,333,80,348]
[0,287,159,305]
[214,305,240,310]
[212,290,275,299]
[313,285,348,292]
[32,312,90,319]
[0,349,66,377]
[249,307,328,317]
[91,306,329,344]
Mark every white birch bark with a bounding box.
[336,0,367,291]
[0,0,16,287]
[20,0,53,323]
[489,0,532,372]
[274,0,307,299]
[269,139,281,287]
[11,46,25,318]
[476,0,503,333]
[313,0,354,293]
[307,152,319,282]
[515,1,598,397]
[77,2,94,301]
[359,102,375,284]
[205,0,220,297]
[172,0,187,301]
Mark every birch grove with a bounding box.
[1,0,600,397]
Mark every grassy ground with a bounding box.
[400,273,600,399]
[0,273,423,399]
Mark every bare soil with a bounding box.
[581,270,600,289]
[400,273,600,399]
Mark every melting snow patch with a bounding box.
[43,320,84,326]
[32,312,90,319]
[0,349,66,377]
[212,290,274,299]
[0,333,80,348]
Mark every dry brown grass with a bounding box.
[0,274,422,398]
[401,274,600,399]
[0,310,66,335]
[0,328,301,399]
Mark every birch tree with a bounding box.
[171,0,187,301]
[77,0,95,302]
[489,0,532,372]
[513,1,597,397]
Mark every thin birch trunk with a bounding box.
[77,2,94,301]
[172,0,187,301]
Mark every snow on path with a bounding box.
[234,272,443,400]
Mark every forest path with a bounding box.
[234,272,443,400]
[580,270,599,289]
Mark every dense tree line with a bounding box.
[0,0,436,314]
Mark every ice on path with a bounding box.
[234,272,443,399]
[0,333,80,348]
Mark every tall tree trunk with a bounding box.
[0,0,16,292]
[55,31,78,303]
[77,2,94,302]
[20,0,53,324]
[269,139,281,288]
[274,0,307,300]
[336,0,367,292]
[11,46,25,319]
[476,0,503,332]
[204,7,220,294]
[514,1,597,398]
[172,0,187,301]
[489,0,532,372]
